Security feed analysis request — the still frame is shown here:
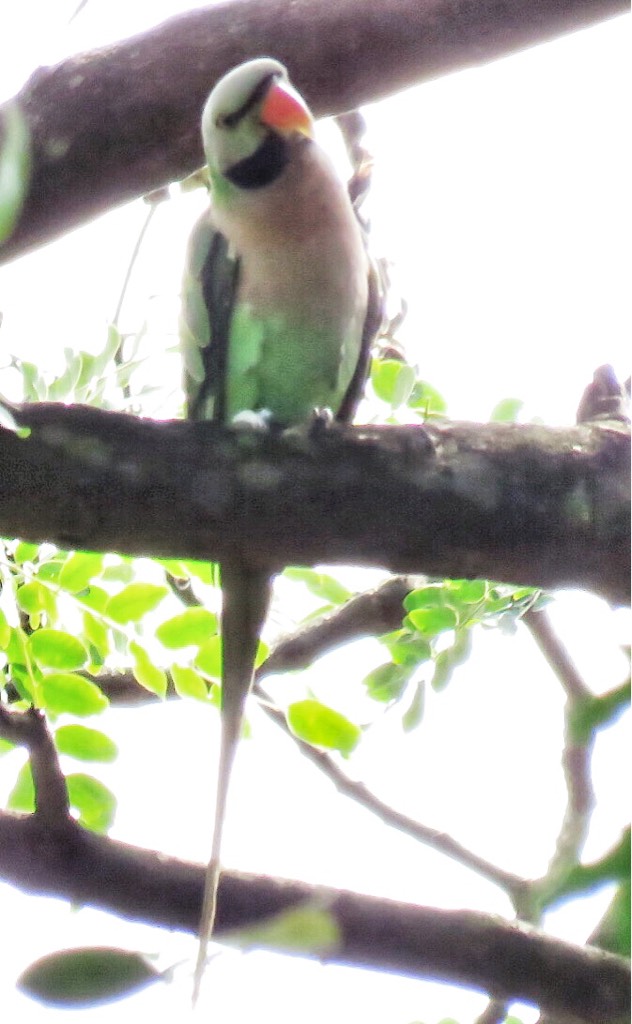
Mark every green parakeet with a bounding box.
[180,57,381,1001]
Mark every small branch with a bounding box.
[475,1000,510,1024]
[0,811,628,1023]
[253,687,527,901]
[1,403,629,604]
[10,572,527,899]
[524,609,596,891]
[57,576,414,706]
[524,608,592,703]
[259,575,415,677]
[0,705,69,825]
[111,196,161,329]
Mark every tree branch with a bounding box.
[525,610,597,882]
[1,403,629,604]
[0,0,627,262]
[1,572,528,900]
[0,812,628,1023]
[254,688,529,898]
[0,705,69,825]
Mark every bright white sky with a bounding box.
[0,4,630,1023]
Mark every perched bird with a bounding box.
[180,56,381,1002]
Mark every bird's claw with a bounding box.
[308,407,335,438]
[231,408,275,432]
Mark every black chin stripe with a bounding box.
[226,132,289,189]
[222,72,278,129]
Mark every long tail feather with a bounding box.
[192,562,272,1005]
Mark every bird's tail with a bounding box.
[192,562,272,1005]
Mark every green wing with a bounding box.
[180,211,240,424]
[336,258,383,424]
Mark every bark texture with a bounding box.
[0,811,628,1024]
[1,403,629,605]
[0,0,627,262]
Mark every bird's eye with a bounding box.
[216,110,240,129]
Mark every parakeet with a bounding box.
[180,56,381,1002]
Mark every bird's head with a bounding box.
[201,57,315,192]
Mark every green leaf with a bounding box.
[129,641,167,697]
[184,560,217,585]
[29,629,88,671]
[156,608,217,649]
[17,947,162,1008]
[284,567,352,605]
[12,541,40,564]
[0,737,16,756]
[159,558,189,580]
[446,579,489,604]
[407,379,447,417]
[58,551,105,593]
[93,323,124,377]
[77,584,109,613]
[66,773,116,833]
[47,353,83,402]
[363,661,413,702]
[402,679,425,731]
[287,699,360,755]
[228,905,339,955]
[194,634,266,682]
[431,630,472,691]
[170,664,209,701]
[7,761,35,812]
[15,581,55,619]
[588,880,631,957]
[82,612,109,658]
[371,358,416,408]
[490,397,524,423]
[19,360,47,402]
[74,350,95,393]
[381,629,432,668]
[404,586,448,611]
[55,725,118,763]
[406,606,458,636]
[0,103,30,243]
[194,635,222,681]
[35,557,66,583]
[0,608,10,648]
[100,561,135,585]
[106,583,168,624]
[40,673,109,716]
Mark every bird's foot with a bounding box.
[231,408,275,432]
[307,407,335,438]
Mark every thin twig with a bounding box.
[253,683,527,900]
[86,573,525,898]
[524,608,592,702]
[111,197,160,329]
[524,609,596,891]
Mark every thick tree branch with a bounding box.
[0,812,628,1023]
[0,0,627,262]
[0,403,629,604]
